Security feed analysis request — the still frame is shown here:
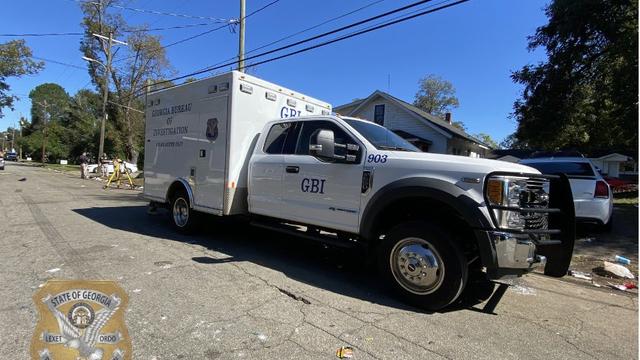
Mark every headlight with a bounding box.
[485,176,550,230]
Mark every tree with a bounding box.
[80,0,173,164]
[0,40,43,117]
[21,83,72,162]
[473,133,498,149]
[413,74,459,116]
[511,0,638,152]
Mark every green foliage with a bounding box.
[511,0,638,152]
[413,74,459,116]
[79,0,173,163]
[473,133,498,149]
[0,40,43,117]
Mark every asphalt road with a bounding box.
[1,163,637,359]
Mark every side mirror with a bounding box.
[309,129,336,160]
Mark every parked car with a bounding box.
[5,152,17,161]
[521,157,613,230]
[0,155,4,170]
[86,161,138,175]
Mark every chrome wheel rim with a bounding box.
[173,197,189,227]
[390,237,445,295]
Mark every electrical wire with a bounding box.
[127,0,469,99]
[0,32,83,37]
[113,0,281,63]
[202,0,386,72]
[32,56,87,70]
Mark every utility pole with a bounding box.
[238,0,246,72]
[34,100,49,163]
[19,116,23,160]
[98,32,113,161]
[11,123,15,151]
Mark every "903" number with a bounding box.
[367,154,388,163]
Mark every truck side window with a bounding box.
[295,121,353,158]
[264,122,292,154]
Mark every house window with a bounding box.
[374,104,385,125]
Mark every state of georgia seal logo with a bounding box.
[31,280,132,360]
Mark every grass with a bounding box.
[43,163,81,172]
[613,197,638,205]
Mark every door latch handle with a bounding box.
[286,166,299,173]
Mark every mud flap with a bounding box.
[539,174,575,277]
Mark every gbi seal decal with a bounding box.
[31,280,132,360]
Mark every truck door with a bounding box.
[281,120,364,233]
[193,96,228,211]
[248,121,298,218]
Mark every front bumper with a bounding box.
[481,172,576,278]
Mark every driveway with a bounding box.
[0,163,637,359]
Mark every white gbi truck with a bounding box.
[143,71,575,310]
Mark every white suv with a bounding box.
[520,157,613,230]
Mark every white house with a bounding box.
[334,90,491,157]
[590,152,637,178]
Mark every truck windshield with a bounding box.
[343,119,419,152]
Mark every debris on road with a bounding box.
[568,270,592,281]
[511,284,536,296]
[603,261,635,279]
[18,177,26,181]
[336,346,354,359]
[46,268,60,274]
[132,289,142,293]
[614,255,631,265]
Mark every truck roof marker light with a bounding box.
[287,99,297,107]
[208,85,218,94]
[240,83,253,94]
[306,104,314,112]
[227,181,236,189]
[219,82,229,91]
[265,92,277,101]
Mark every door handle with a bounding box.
[286,166,299,173]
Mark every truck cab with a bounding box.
[247,115,575,310]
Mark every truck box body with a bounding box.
[143,71,331,215]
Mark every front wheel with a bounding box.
[170,190,200,233]
[377,221,467,311]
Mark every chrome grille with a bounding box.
[522,179,550,230]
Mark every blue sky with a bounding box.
[1,0,549,143]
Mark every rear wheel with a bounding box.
[170,190,199,233]
[377,221,467,311]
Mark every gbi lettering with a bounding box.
[301,178,326,194]
[280,107,301,118]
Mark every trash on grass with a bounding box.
[608,283,628,291]
[336,346,354,359]
[568,270,592,281]
[623,282,637,290]
[614,255,631,265]
[603,261,635,279]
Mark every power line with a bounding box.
[131,0,469,99]
[0,32,82,37]
[245,0,281,19]
[191,0,435,77]
[114,0,280,63]
[123,23,221,33]
[204,0,386,72]
[110,4,231,22]
[32,56,87,70]
[66,0,231,22]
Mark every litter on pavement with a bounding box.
[568,270,592,281]
[336,346,354,359]
[603,261,635,279]
[614,255,631,265]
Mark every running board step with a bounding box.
[250,220,359,249]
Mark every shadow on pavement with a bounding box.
[74,205,494,313]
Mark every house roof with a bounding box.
[334,90,490,148]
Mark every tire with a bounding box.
[170,189,200,233]
[600,217,613,233]
[377,221,468,311]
